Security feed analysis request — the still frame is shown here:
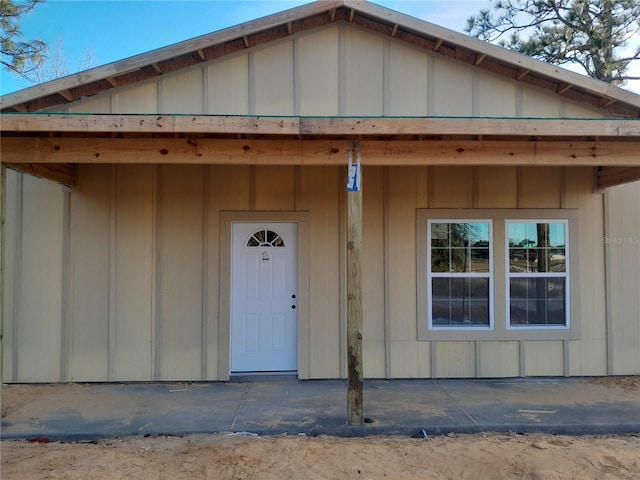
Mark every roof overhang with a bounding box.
[1,113,639,189]
[1,0,640,118]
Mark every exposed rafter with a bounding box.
[0,0,639,118]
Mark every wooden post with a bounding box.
[0,164,6,417]
[347,141,363,425]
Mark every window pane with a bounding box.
[431,278,489,327]
[509,277,566,326]
[431,223,449,247]
[431,249,450,273]
[450,249,468,272]
[470,249,490,272]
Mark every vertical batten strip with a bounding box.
[519,340,526,377]
[11,174,23,382]
[339,166,347,378]
[383,166,392,378]
[108,166,117,381]
[603,189,614,375]
[201,166,209,380]
[59,186,71,382]
[153,166,163,381]
[0,165,5,391]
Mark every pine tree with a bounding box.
[466,0,640,86]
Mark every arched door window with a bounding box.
[246,229,285,247]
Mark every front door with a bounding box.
[231,222,298,373]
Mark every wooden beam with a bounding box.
[0,164,5,415]
[558,83,573,94]
[2,162,75,186]
[517,68,530,80]
[475,53,486,66]
[2,137,640,166]
[3,114,640,138]
[346,146,363,425]
[433,38,443,52]
[598,166,640,189]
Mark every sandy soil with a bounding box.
[2,377,639,480]
[2,432,639,480]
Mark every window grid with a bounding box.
[506,220,570,329]
[428,220,493,330]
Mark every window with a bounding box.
[246,229,285,247]
[427,221,493,329]
[417,209,578,341]
[507,221,569,328]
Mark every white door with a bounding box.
[231,222,298,373]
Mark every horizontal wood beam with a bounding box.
[2,137,639,166]
[598,166,640,189]
[2,162,75,186]
[2,114,640,138]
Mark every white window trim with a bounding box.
[427,219,494,331]
[505,219,570,330]
[417,209,580,342]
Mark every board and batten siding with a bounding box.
[605,181,640,375]
[5,22,631,382]
[3,165,623,382]
[64,24,606,118]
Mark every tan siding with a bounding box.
[254,166,295,210]
[207,55,249,114]
[524,341,564,376]
[478,341,519,377]
[362,167,385,378]
[388,168,420,377]
[300,167,341,378]
[387,42,428,116]
[68,165,110,381]
[297,27,340,116]
[521,89,561,117]
[476,167,518,208]
[161,69,204,114]
[157,165,204,380]
[571,169,607,375]
[18,175,65,382]
[68,95,111,113]
[477,73,516,117]
[114,82,157,113]
[606,181,640,374]
[517,167,562,208]
[113,165,155,380]
[343,27,384,115]
[434,341,476,378]
[253,41,295,115]
[429,166,473,208]
[432,58,473,116]
[2,170,19,381]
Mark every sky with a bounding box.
[1,0,639,95]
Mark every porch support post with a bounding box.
[0,164,6,416]
[347,141,363,425]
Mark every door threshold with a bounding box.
[229,371,298,383]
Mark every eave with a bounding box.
[1,1,640,118]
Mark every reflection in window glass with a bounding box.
[507,221,569,328]
[428,221,492,329]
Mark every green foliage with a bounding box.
[465,0,640,86]
[1,0,45,75]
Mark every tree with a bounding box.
[465,0,640,86]
[1,0,46,76]
[24,34,96,84]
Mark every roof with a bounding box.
[2,0,640,117]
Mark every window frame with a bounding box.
[417,209,580,342]
[427,219,494,331]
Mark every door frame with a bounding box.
[219,211,309,380]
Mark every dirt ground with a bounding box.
[2,377,639,480]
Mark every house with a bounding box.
[1,0,639,385]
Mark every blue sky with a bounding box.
[1,0,638,95]
[0,0,489,94]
